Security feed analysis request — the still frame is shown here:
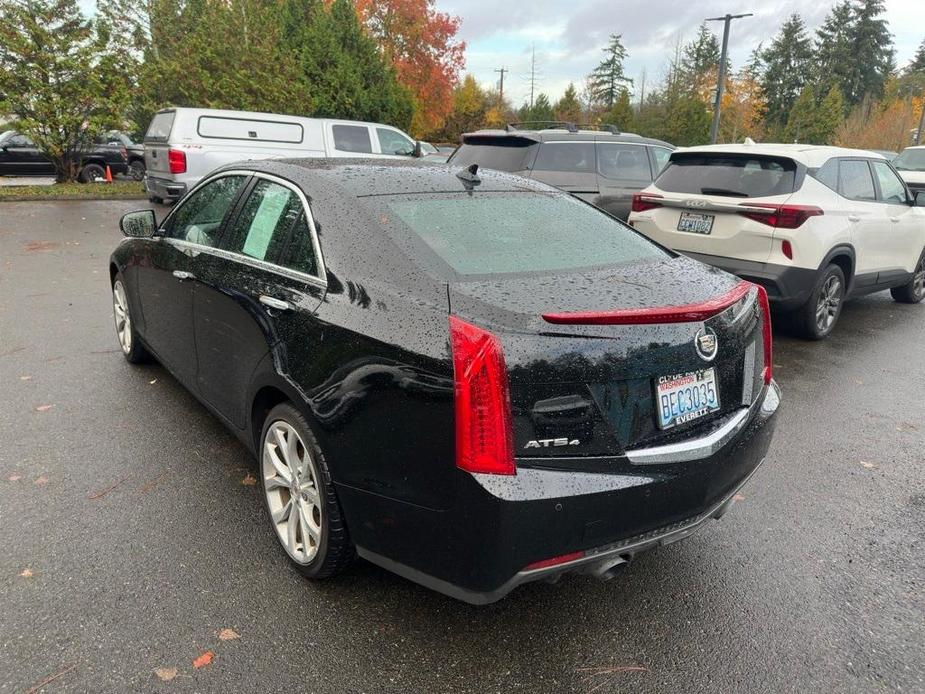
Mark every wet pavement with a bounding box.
[0,200,922,693]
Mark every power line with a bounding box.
[706,12,753,144]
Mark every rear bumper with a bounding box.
[683,252,817,310]
[144,175,188,201]
[344,381,781,604]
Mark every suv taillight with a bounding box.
[631,192,663,213]
[739,203,823,229]
[449,316,515,476]
[120,147,128,162]
[756,285,773,385]
[168,148,186,174]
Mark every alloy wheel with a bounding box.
[815,275,842,333]
[914,256,925,300]
[262,421,323,565]
[112,281,132,354]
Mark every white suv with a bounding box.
[628,144,925,339]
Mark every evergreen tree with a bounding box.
[518,93,554,124]
[760,14,813,129]
[813,1,854,101]
[845,0,895,105]
[0,0,132,181]
[680,23,721,89]
[899,38,925,96]
[664,96,711,146]
[604,89,635,132]
[588,34,632,108]
[909,38,925,73]
[815,85,846,143]
[554,83,583,123]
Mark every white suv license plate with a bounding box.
[677,212,714,234]
[655,369,721,431]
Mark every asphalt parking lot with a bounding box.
[1,200,923,693]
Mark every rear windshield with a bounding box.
[656,153,797,198]
[145,111,176,142]
[377,192,668,278]
[893,148,925,172]
[450,137,538,171]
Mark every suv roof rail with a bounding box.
[505,121,579,133]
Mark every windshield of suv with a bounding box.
[893,148,925,172]
[656,153,797,198]
[378,191,669,277]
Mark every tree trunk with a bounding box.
[52,157,76,183]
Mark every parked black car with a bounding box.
[101,131,146,180]
[449,123,674,220]
[110,159,780,603]
[0,130,128,181]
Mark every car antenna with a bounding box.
[456,163,481,188]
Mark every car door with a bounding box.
[837,158,882,284]
[596,142,654,220]
[0,134,52,175]
[870,160,923,279]
[138,173,249,385]
[528,141,600,206]
[192,174,326,429]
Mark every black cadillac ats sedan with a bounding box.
[109,159,781,604]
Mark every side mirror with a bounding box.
[120,209,157,238]
[413,141,424,158]
[915,191,925,207]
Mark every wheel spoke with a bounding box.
[266,444,292,482]
[272,498,293,523]
[273,427,290,466]
[287,503,300,554]
[265,475,289,491]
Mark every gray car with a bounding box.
[449,123,674,220]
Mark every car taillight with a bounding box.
[631,192,663,213]
[168,148,186,174]
[120,147,128,161]
[449,316,515,476]
[738,203,823,229]
[756,285,773,385]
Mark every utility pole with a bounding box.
[706,12,752,144]
[916,96,924,145]
[529,46,537,108]
[495,67,508,104]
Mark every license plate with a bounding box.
[677,212,714,234]
[655,369,721,430]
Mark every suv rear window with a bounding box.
[145,111,175,142]
[379,192,668,277]
[656,153,797,198]
[450,137,538,171]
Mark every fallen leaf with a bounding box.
[19,568,33,578]
[35,404,53,412]
[860,461,878,470]
[154,667,178,682]
[20,375,32,381]
[149,379,157,385]
[34,476,48,485]
[733,493,746,502]
[192,650,214,669]
[218,628,240,641]
[8,474,22,482]
[896,422,918,433]
[241,473,257,486]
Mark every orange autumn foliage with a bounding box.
[355,0,465,137]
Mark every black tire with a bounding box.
[259,403,355,579]
[148,195,164,204]
[111,273,150,363]
[78,163,105,183]
[129,160,145,181]
[794,264,846,340]
[890,251,925,304]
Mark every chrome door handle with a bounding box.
[848,215,860,223]
[259,295,292,312]
[172,270,195,280]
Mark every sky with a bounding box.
[439,0,924,107]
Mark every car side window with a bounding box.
[871,161,908,205]
[8,134,31,147]
[279,213,319,277]
[650,147,672,176]
[376,128,414,156]
[532,142,595,173]
[814,158,838,191]
[166,175,247,246]
[838,160,876,202]
[223,179,303,264]
[333,125,372,154]
[597,143,652,181]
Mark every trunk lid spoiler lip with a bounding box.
[636,192,791,215]
[542,280,754,326]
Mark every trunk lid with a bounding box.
[448,256,767,462]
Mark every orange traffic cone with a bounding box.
[104,165,113,183]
